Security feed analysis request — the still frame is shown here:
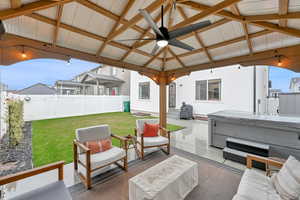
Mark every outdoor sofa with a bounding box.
[0,161,72,200]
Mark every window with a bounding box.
[195,80,207,100]
[195,79,221,101]
[208,79,221,100]
[139,82,150,99]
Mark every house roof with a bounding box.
[55,80,86,86]
[1,0,300,74]
[17,83,57,95]
[289,77,300,89]
[81,72,124,84]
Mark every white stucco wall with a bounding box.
[130,65,269,115]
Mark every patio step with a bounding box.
[223,137,270,170]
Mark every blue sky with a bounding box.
[0,58,300,92]
[269,66,300,92]
[0,59,99,90]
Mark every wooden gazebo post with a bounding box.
[159,73,167,130]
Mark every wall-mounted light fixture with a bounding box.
[21,45,27,59]
[67,56,71,65]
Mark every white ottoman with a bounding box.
[129,155,198,200]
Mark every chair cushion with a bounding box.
[143,123,159,137]
[234,169,282,200]
[137,136,168,147]
[79,147,125,169]
[272,156,300,200]
[11,181,72,200]
[85,139,112,154]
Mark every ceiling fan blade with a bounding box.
[151,44,160,56]
[168,39,194,51]
[115,38,156,42]
[168,20,211,39]
[139,9,164,37]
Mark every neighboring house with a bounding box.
[130,65,269,116]
[55,65,130,95]
[289,77,300,92]
[269,89,282,98]
[16,83,56,95]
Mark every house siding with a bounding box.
[130,65,269,115]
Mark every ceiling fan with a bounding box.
[117,5,211,55]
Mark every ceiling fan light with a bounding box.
[157,40,168,47]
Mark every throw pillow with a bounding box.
[85,139,112,154]
[272,156,300,200]
[143,123,159,137]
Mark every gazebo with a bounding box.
[1,0,300,130]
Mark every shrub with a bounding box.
[6,99,24,146]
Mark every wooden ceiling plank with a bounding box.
[96,0,135,57]
[0,0,73,20]
[144,47,166,67]
[27,13,157,59]
[76,0,154,39]
[166,30,272,61]
[162,47,168,71]
[120,4,171,62]
[177,6,213,62]
[53,4,64,47]
[10,0,22,9]
[279,0,289,27]
[107,0,165,42]
[168,47,186,68]
[230,4,253,54]
[170,0,241,31]
[178,1,300,38]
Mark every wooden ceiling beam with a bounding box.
[177,6,213,62]
[0,33,160,75]
[120,4,172,62]
[76,0,154,38]
[27,13,158,59]
[107,0,165,42]
[245,12,300,22]
[230,4,253,55]
[162,47,168,71]
[0,0,73,20]
[178,1,300,38]
[53,4,64,47]
[167,43,300,74]
[279,0,289,27]
[10,0,22,9]
[96,0,135,57]
[170,0,241,31]
[166,30,272,61]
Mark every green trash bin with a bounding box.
[123,101,130,112]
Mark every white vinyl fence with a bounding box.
[9,94,129,121]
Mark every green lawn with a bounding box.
[32,112,183,167]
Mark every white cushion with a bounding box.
[79,147,125,169]
[272,156,300,200]
[234,169,282,200]
[137,136,168,147]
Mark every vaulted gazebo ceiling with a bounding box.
[1,0,300,77]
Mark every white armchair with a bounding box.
[73,125,128,189]
[135,119,170,160]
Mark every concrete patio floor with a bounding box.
[2,118,246,199]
